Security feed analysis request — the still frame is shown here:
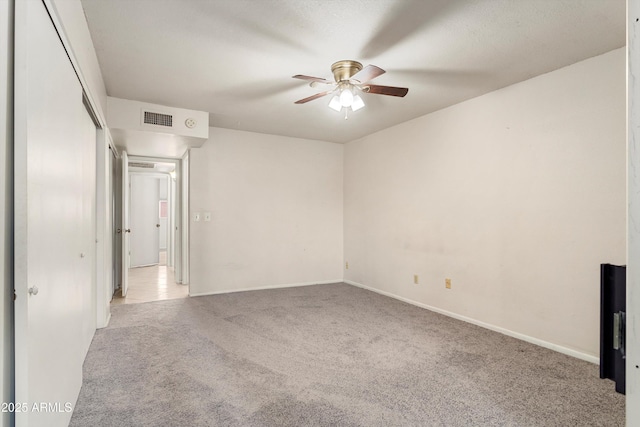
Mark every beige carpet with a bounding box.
[70,283,624,426]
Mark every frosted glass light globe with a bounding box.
[339,88,354,107]
[351,95,365,111]
[328,95,342,112]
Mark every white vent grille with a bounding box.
[129,162,156,169]
[143,111,173,127]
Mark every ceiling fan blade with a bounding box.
[365,84,409,97]
[292,75,331,84]
[294,91,333,104]
[350,64,385,84]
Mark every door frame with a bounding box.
[95,127,115,328]
[121,151,129,296]
[180,151,190,285]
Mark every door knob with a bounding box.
[117,228,122,234]
[156,224,160,228]
[125,229,131,233]
[28,286,39,296]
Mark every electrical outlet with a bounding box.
[193,212,201,222]
[445,278,451,289]
[414,274,419,284]
[345,261,349,269]
[203,212,211,222]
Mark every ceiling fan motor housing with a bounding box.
[331,60,363,82]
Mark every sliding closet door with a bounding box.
[14,1,97,426]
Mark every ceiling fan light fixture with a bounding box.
[328,95,342,112]
[294,61,407,116]
[351,95,365,111]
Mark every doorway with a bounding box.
[113,156,189,304]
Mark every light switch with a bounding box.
[204,212,211,222]
[193,212,201,222]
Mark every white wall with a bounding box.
[628,0,640,422]
[344,48,626,360]
[49,0,107,124]
[107,96,209,140]
[0,1,13,426]
[189,128,344,295]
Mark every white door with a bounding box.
[130,175,161,267]
[121,151,130,295]
[14,1,97,426]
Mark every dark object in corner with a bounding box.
[600,263,626,394]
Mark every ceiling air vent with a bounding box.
[143,111,173,127]
[129,162,156,169]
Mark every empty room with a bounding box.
[3,0,640,426]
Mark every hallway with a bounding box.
[112,251,189,305]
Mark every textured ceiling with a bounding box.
[81,0,625,144]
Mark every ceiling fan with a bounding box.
[292,60,408,117]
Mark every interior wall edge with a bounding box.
[344,280,599,365]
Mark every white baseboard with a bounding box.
[344,279,599,365]
[189,279,344,297]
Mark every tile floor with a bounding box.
[111,251,189,305]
